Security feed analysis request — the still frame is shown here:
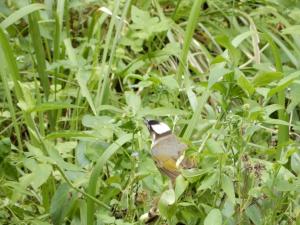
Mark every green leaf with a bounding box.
[198,172,218,191]
[20,162,52,190]
[0,3,46,29]
[208,63,231,88]
[28,11,50,98]
[291,153,300,176]
[139,107,188,117]
[175,175,188,201]
[268,71,300,97]
[161,75,179,90]
[82,115,114,139]
[204,208,222,225]
[235,69,255,95]
[287,83,300,113]
[50,183,72,225]
[263,118,290,126]
[221,174,235,205]
[252,71,283,87]
[263,104,284,117]
[130,6,171,40]
[282,25,300,35]
[245,204,262,225]
[125,91,141,114]
[206,138,223,154]
[182,168,210,183]
[158,189,176,220]
[46,131,95,140]
[0,138,11,163]
[82,115,114,129]
[43,141,82,172]
[75,141,92,167]
[86,133,132,225]
[216,35,241,65]
[29,102,81,112]
[76,70,97,115]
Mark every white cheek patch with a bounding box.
[151,123,171,135]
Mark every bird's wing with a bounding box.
[151,134,196,179]
[151,134,187,159]
[152,155,179,180]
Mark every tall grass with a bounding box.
[0,1,300,225]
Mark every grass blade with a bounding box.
[0,71,23,150]
[86,133,132,225]
[263,32,289,149]
[0,3,46,29]
[176,0,204,84]
[28,12,50,99]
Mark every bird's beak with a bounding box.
[143,118,149,125]
[143,118,151,131]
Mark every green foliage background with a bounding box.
[1,0,300,224]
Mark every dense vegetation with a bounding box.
[1,0,300,224]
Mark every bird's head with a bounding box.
[144,119,171,139]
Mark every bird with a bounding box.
[144,119,195,182]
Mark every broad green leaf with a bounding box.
[204,208,222,225]
[245,205,262,225]
[130,6,171,40]
[82,115,114,139]
[282,25,300,35]
[287,83,300,113]
[152,43,181,63]
[158,189,176,220]
[221,174,235,205]
[268,71,300,97]
[198,172,218,191]
[182,168,210,183]
[206,138,223,154]
[75,141,91,167]
[222,199,235,218]
[263,104,284,116]
[20,162,52,190]
[232,31,252,47]
[125,91,141,114]
[82,115,114,128]
[275,178,299,192]
[50,183,72,225]
[235,69,255,95]
[252,71,283,87]
[291,153,300,176]
[186,88,198,112]
[175,175,188,201]
[44,141,82,172]
[138,157,164,193]
[161,75,179,90]
[208,63,231,88]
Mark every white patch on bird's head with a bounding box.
[150,122,171,135]
[145,119,171,136]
